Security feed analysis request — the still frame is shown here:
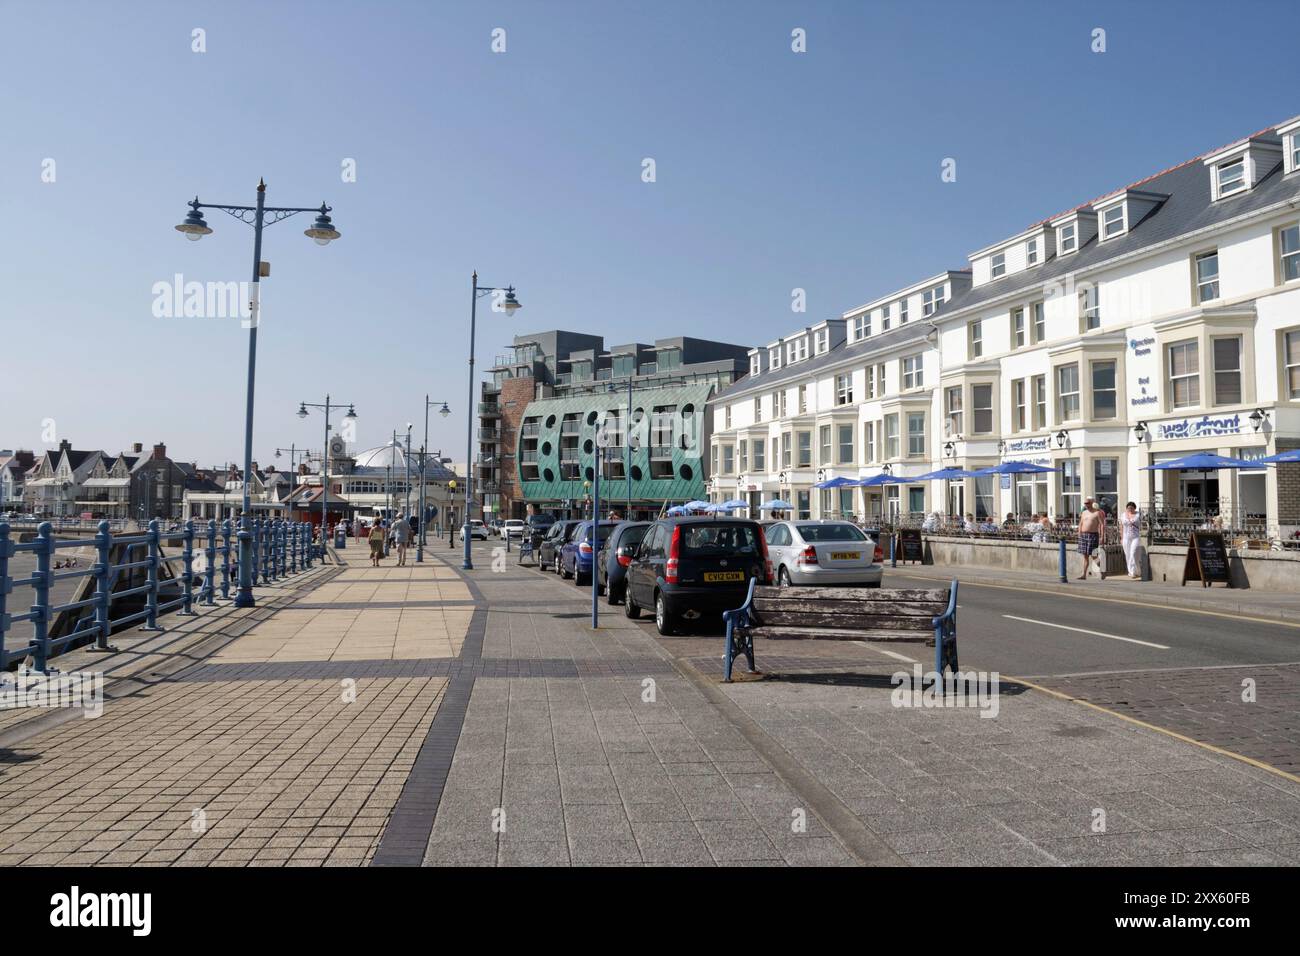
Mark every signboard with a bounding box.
[1156,414,1242,441]
[1181,531,1232,588]
[895,528,924,564]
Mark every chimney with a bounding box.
[152,443,166,460]
[59,439,71,453]
[16,450,35,469]
[132,442,143,454]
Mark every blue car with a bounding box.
[558,520,620,586]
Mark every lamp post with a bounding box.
[176,180,341,608]
[420,397,452,550]
[274,445,308,495]
[415,445,442,564]
[463,271,521,570]
[298,397,356,552]
[403,424,413,521]
[447,480,457,547]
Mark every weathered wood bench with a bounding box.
[721,580,958,682]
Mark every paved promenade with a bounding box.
[1,541,1298,866]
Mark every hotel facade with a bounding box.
[707,118,1300,538]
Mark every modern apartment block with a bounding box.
[708,117,1300,537]
[481,330,749,519]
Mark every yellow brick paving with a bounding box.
[0,676,445,866]
[212,563,471,663]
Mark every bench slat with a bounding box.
[752,597,946,617]
[746,625,935,644]
[755,586,949,603]
[752,610,933,631]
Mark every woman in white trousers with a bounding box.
[1120,502,1142,579]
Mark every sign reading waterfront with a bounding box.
[1157,414,1242,440]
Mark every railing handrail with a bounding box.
[0,517,319,673]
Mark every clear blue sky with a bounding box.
[2,0,1297,467]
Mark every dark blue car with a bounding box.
[598,521,652,605]
[559,520,620,586]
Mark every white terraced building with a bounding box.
[707,117,1300,540]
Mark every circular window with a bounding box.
[583,439,594,454]
[679,464,693,481]
[541,441,552,456]
[545,415,557,429]
[584,467,595,481]
[681,403,694,418]
[630,465,643,482]
[543,468,555,483]
[586,411,599,426]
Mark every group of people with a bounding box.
[361,513,412,567]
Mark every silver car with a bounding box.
[765,520,883,587]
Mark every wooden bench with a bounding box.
[721,580,958,682]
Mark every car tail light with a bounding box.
[617,547,632,567]
[665,526,681,584]
[579,540,593,555]
[873,543,884,563]
[798,545,818,565]
[757,526,774,584]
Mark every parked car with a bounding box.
[461,520,489,541]
[624,516,772,636]
[765,520,883,587]
[558,520,620,584]
[537,519,583,571]
[599,521,652,604]
[501,519,526,539]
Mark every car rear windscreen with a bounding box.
[795,523,867,542]
[680,524,760,556]
[619,526,649,547]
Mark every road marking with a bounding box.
[886,571,1300,631]
[1006,674,1300,787]
[1002,614,1170,650]
[853,642,916,663]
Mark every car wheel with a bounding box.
[606,582,621,606]
[777,566,791,588]
[555,555,564,577]
[654,593,676,636]
[624,588,641,619]
[574,570,586,587]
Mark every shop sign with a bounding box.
[1156,414,1242,440]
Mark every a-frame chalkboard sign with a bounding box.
[1181,531,1232,587]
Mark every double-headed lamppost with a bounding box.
[274,445,308,494]
[463,271,521,570]
[176,180,341,607]
[297,397,356,550]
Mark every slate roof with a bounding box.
[715,118,1300,404]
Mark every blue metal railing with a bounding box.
[0,517,318,673]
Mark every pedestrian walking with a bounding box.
[390,511,412,566]
[1077,497,1106,580]
[1120,501,1142,579]
[367,517,386,567]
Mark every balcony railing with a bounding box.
[560,421,581,435]
[521,422,540,437]
[650,446,674,460]
[480,482,501,495]
[560,449,581,464]
[477,429,500,442]
[520,450,539,463]
[477,402,500,417]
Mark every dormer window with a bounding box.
[814,329,828,354]
[899,299,909,324]
[1027,237,1039,265]
[1059,221,1077,254]
[991,252,1006,278]
[922,285,945,317]
[1216,158,1246,197]
[769,347,781,370]
[881,304,891,332]
[749,355,760,376]
[852,314,869,339]
[1101,204,1126,239]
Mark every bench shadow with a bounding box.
[766,672,1033,696]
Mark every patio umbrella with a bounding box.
[853,474,902,486]
[812,476,858,489]
[759,499,792,511]
[719,499,748,509]
[665,505,689,516]
[1257,448,1300,464]
[1139,453,1258,470]
[684,500,711,511]
[987,460,1057,475]
[913,467,981,480]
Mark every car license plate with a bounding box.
[830,551,860,560]
[703,571,745,583]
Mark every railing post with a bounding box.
[92,519,116,651]
[0,521,10,667]
[266,518,276,583]
[203,519,217,605]
[279,518,288,578]
[220,519,233,600]
[304,523,313,568]
[141,518,162,631]
[30,522,54,673]
[890,532,897,568]
[1058,536,1068,584]
[290,520,298,574]
[180,519,196,616]
[261,518,271,583]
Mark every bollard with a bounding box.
[220,519,233,600]
[91,520,117,651]
[890,532,897,569]
[1058,537,1067,584]
[141,519,162,631]
[179,520,196,615]
[203,520,217,605]
[31,522,54,672]
[0,522,10,665]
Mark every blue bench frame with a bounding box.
[721,578,959,683]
